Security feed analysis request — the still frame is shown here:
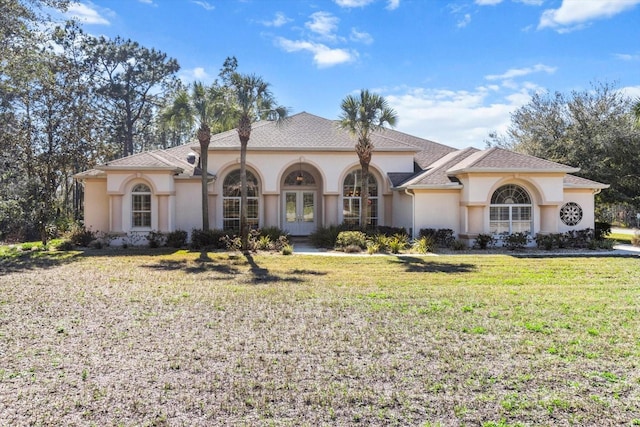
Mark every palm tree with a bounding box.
[162,81,233,230]
[338,89,397,228]
[228,72,288,249]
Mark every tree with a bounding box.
[634,99,640,127]
[338,89,397,228]
[83,36,180,157]
[227,69,287,249]
[488,82,640,217]
[163,81,235,230]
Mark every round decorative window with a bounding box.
[560,202,583,226]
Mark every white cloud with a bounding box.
[276,37,356,68]
[614,53,640,61]
[261,12,291,27]
[350,28,374,44]
[539,0,640,32]
[179,67,213,84]
[306,11,339,40]
[620,85,640,99]
[485,63,557,81]
[457,13,472,28]
[334,0,375,7]
[475,0,504,5]
[66,2,110,25]
[383,85,534,148]
[386,0,400,10]
[191,1,215,11]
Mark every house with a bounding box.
[75,112,608,245]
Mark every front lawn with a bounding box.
[1,249,638,426]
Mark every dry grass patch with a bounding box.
[0,249,639,426]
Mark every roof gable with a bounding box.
[398,147,479,187]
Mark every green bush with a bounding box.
[147,230,166,248]
[190,228,227,250]
[473,233,495,250]
[336,231,367,250]
[166,230,188,248]
[594,221,612,240]
[259,226,288,242]
[64,223,95,247]
[419,228,456,248]
[387,233,409,254]
[412,235,435,254]
[504,232,530,250]
[310,225,345,248]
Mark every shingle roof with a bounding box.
[564,174,609,189]
[195,111,439,154]
[399,147,480,187]
[446,147,579,174]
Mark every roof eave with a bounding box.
[447,167,579,175]
[97,165,184,173]
[564,183,610,190]
[395,183,463,191]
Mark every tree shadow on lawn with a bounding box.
[0,250,84,276]
[243,252,307,284]
[389,256,477,273]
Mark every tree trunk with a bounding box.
[240,137,249,250]
[200,140,209,230]
[360,162,369,230]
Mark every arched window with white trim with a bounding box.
[489,184,532,235]
[342,170,378,227]
[131,183,152,228]
[222,170,259,232]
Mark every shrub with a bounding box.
[504,232,529,250]
[190,228,227,250]
[166,230,188,248]
[256,235,273,251]
[64,223,95,247]
[452,240,467,251]
[367,242,381,254]
[387,233,409,254]
[221,234,242,251]
[335,231,367,250]
[412,235,435,254]
[281,244,293,255]
[310,225,345,248]
[631,232,640,247]
[370,226,407,237]
[343,244,363,253]
[535,233,555,250]
[473,234,495,250]
[419,228,455,248]
[368,234,390,252]
[259,226,287,242]
[147,230,166,248]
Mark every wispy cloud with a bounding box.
[350,28,373,44]
[275,37,356,68]
[66,2,110,25]
[191,0,215,11]
[386,0,400,10]
[261,12,291,27]
[334,0,375,7]
[179,67,213,84]
[614,53,640,61]
[485,64,557,81]
[457,13,472,28]
[475,0,503,5]
[305,11,340,41]
[539,0,640,32]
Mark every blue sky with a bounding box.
[62,0,640,149]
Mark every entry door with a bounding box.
[284,191,316,236]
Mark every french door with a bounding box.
[283,191,316,236]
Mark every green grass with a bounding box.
[607,232,633,244]
[0,248,639,425]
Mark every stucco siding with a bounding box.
[412,190,461,235]
[83,179,109,233]
[559,189,596,233]
[174,181,201,233]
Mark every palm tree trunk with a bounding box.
[200,140,209,230]
[239,137,249,250]
[360,162,369,230]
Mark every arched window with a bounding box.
[132,183,151,228]
[342,170,378,227]
[223,170,259,232]
[489,184,532,235]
